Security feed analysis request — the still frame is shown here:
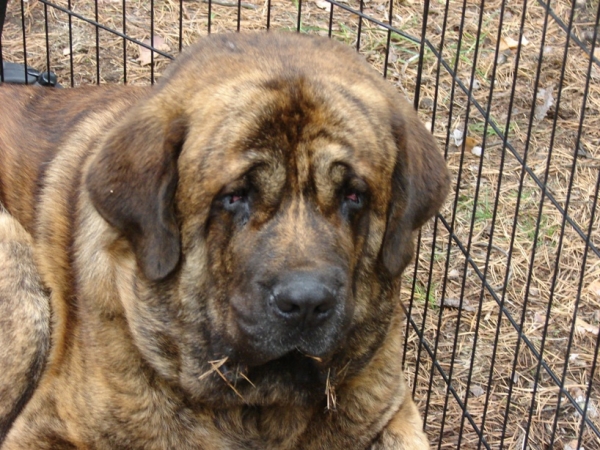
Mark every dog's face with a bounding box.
[86,33,449,405]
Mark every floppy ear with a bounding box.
[381,108,450,277]
[86,104,186,282]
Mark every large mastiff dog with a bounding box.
[0,32,449,449]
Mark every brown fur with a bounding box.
[0,207,50,443]
[0,32,449,449]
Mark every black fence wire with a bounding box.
[0,0,599,448]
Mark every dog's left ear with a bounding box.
[381,108,450,277]
[86,103,186,282]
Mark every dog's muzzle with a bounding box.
[230,266,351,366]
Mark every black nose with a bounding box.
[270,271,339,328]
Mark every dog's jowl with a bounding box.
[0,32,449,449]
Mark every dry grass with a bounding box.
[2,0,599,448]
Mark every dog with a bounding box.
[0,32,449,449]
[0,206,50,442]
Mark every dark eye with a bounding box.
[222,191,251,226]
[223,191,248,211]
[342,188,364,216]
[345,192,360,204]
[229,193,244,204]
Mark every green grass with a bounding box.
[413,280,438,310]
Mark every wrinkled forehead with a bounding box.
[181,72,397,190]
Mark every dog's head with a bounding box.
[86,32,449,405]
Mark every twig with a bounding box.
[198,357,228,381]
[238,371,256,388]
[325,368,337,412]
[198,357,245,400]
[201,0,258,10]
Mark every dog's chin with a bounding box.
[249,350,330,383]
[181,349,336,407]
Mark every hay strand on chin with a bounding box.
[212,364,245,401]
[336,360,352,383]
[198,357,245,400]
[325,368,337,412]
[238,371,256,388]
[198,357,228,381]
[297,348,324,363]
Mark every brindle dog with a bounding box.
[0,32,449,449]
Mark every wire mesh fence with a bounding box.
[1,0,599,448]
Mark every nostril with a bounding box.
[270,272,339,327]
[276,299,301,314]
[314,303,331,314]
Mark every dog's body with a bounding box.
[0,32,448,449]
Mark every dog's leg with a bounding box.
[0,206,51,445]
[370,395,430,450]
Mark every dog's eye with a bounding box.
[345,192,360,204]
[229,193,244,204]
[224,191,247,209]
[222,191,251,225]
[343,191,362,210]
[340,177,367,217]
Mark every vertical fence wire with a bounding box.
[18,0,26,84]
[94,0,99,83]
[435,0,475,443]
[547,4,600,444]
[122,0,127,84]
[474,1,526,445]
[43,0,50,82]
[520,0,582,443]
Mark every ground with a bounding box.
[1,0,599,448]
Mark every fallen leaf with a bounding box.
[419,97,433,110]
[464,136,478,153]
[500,35,529,51]
[496,51,509,65]
[588,280,600,297]
[137,35,170,66]
[575,318,599,336]
[452,128,464,147]
[439,297,476,312]
[314,0,331,11]
[471,145,482,157]
[534,312,546,324]
[564,440,583,450]
[577,143,589,158]
[534,85,554,121]
[448,269,460,280]
[470,384,485,397]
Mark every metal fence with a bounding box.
[1,0,599,448]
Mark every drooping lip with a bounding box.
[228,292,351,366]
[245,349,333,388]
[228,316,345,369]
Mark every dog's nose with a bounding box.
[270,271,338,328]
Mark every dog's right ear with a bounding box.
[381,107,450,278]
[86,104,186,282]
